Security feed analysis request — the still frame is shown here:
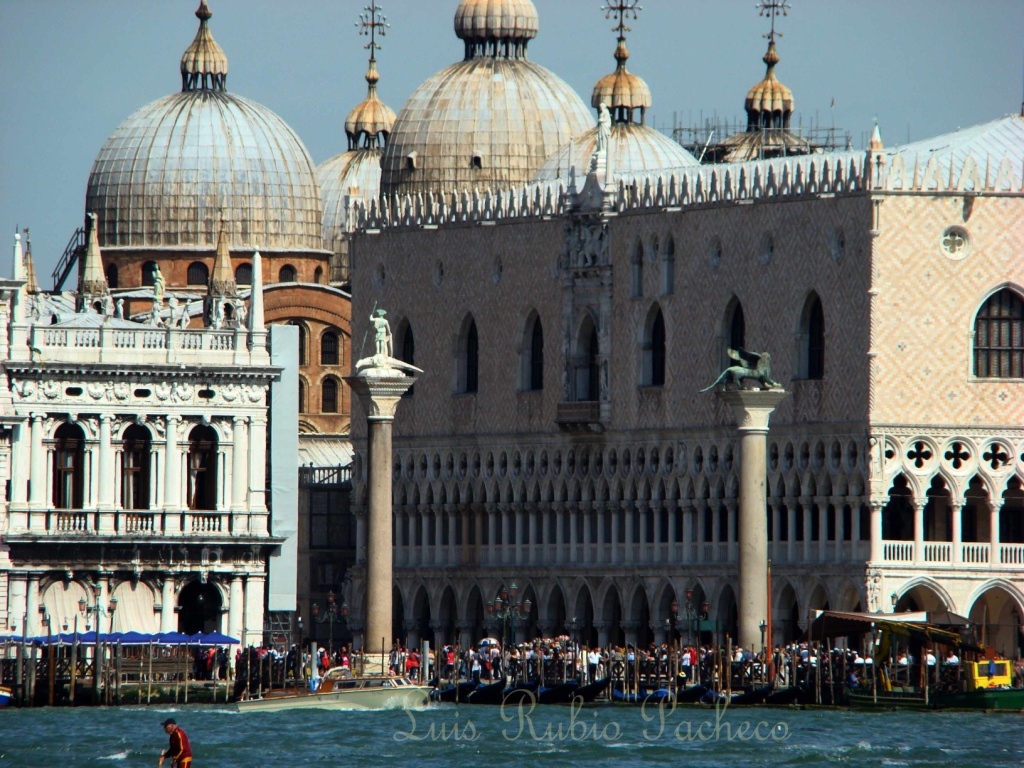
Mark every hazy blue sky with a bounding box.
[2,0,1021,281]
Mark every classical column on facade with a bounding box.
[816,497,829,562]
[160,577,176,632]
[231,416,248,512]
[243,574,265,647]
[694,500,707,561]
[800,498,814,561]
[10,421,28,506]
[720,389,786,652]
[593,620,611,649]
[429,621,446,648]
[913,498,926,564]
[725,499,738,562]
[228,576,244,641]
[433,505,445,566]
[869,498,885,562]
[624,504,635,563]
[989,499,1000,564]
[486,503,497,564]
[25,573,41,637]
[787,502,798,562]
[620,619,640,647]
[28,413,45,508]
[345,355,417,671]
[951,502,963,565]
[163,415,182,516]
[456,622,473,650]
[97,414,114,508]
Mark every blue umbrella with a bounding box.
[154,631,192,644]
[196,631,240,645]
[117,631,154,645]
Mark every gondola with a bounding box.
[612,687,672,705]
[728,683,773,706]
[763,685,803,706]
[430,680,477,703]
[467,679,506,705]
[673,684,710,703]
[538,680,579,705]
[501,679,540,705]
[573,677,610,703]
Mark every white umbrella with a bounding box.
[478,637,501,647]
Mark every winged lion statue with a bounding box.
[699,348,781,393]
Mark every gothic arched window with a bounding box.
[974,288,1024,378]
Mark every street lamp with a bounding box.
[312,590,348,658]
[681,589,705,647]
[486,582,531,649]
[891,592,898,612]
[79,584,116,701]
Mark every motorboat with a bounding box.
[0,685,12,708]
[235,668,431,712]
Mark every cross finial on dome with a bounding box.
[346,1,396,150]
[759,0,790,44]
[594,1,650,125]
[602,0,642,43]
[181,0,228,92]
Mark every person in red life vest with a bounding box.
[158,718,192,768]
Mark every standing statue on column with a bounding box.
[371,308,393,358]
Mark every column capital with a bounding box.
[719,389,787,433]
[345,372,415,421]
[233,415,249,425]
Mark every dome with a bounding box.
[744,40,794,129]
[454,0,538,56]
[381,1,591,199]
[318,149,384,253]
[85,2,324,253]
[534,123,698,184]
[591,40,651,123]
[344,58,396,151]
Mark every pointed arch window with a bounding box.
[974,288,1024,378]
[53,422,85,509]
[729,302,746,351]
[807,296,825,379]
[322,377,339,413]
[529,317,544,391]
[121,424,151,510]
[574,321,600,401]
[466,322,479,393]
[321,330,340,366]
[631,240,644,298]
[643,307,666,386]
[187,261,209,286]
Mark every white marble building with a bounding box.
[0,229,297,644]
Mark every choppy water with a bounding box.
[0,701,1017,767]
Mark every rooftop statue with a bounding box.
[700,348,781,393]
[371,308,393,358]
[596,102,611,155]
[152,263,166,306]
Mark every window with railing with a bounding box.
[187,425,218,511]
[974,288,1023,378]
[121,424,151,510]
[53,422,85,509]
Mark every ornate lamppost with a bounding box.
[486,583,531,649]
[78,586,116,702]
[313,590,348,658]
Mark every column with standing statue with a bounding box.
[346,309,421,673]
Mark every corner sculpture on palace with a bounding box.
[355,308,423,377]
[700,347,782,392]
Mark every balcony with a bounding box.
[555,401,604,433]
[6,506,272,542]
[878,539,1024,569]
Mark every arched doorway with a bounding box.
[968,585,1024,658]
[893,582,947,613]
[178,580,222,634]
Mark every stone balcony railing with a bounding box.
[880,539,1024,568]
[20,325,268,367]
[6,507,271,539]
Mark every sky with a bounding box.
[1,0,1021,282]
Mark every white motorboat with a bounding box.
[235,668,431,712]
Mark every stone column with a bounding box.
[97,414,113,508]
[951,502,963,565]
[345,368,416,667]
[989,500,1000,563]
[163,415,181,510]
[720,389,786,651]
[869,499,885,562]
[228,576,244,642]
[28,413,45,508]
[231,416,248,511]
[913,499,925,564]
[160,578,176,632]
[10,421,28,504]
[243,574,265,648]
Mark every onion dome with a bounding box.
[380,0,591,199]
[535,4,696,183]
[591,39,651,125]
[744,40,794,131]
[180,0,227,91]
[344,58,396,151]
[85,1,325,253]
[454,0,538,58]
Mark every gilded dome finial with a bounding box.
[745,0,794,131]
[592,1,650,125]
[346,2,396,150]
[181,0,228,92]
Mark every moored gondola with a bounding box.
[573,677,610,703]
[501,679,540,705]
[467,679,506,705]
[538,680,579,705]
[431,680,477,703]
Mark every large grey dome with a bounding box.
[380,0,591,199]
[85,1,324,253]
